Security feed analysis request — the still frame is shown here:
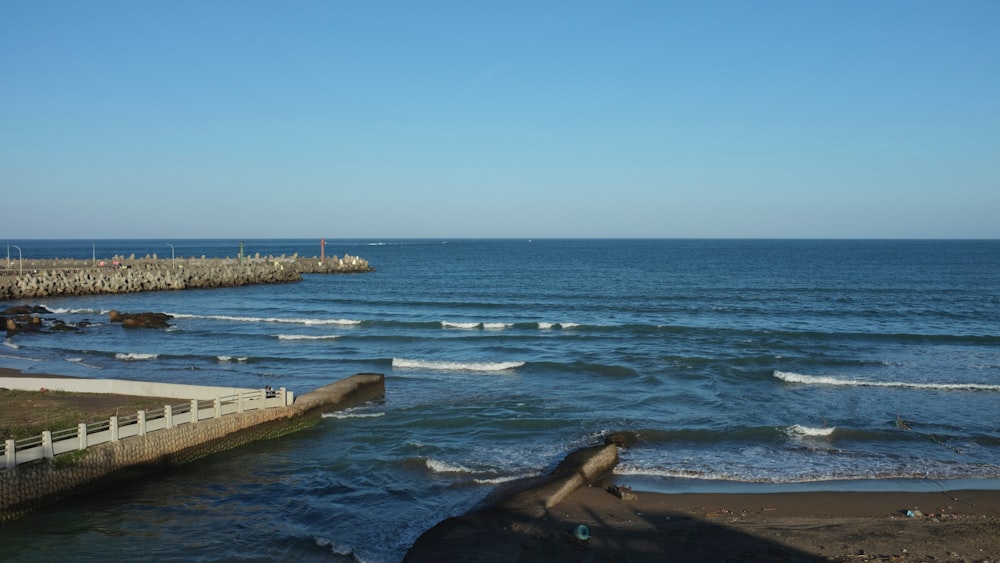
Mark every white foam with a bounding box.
[3,340,19,350]
[322,411,385,419]
[276,334,341,341]
[65,358,102,369]
[171,313,361,326]
[313,536,355,557]
[441,321,481,329]
[217,356,249,363]
[42,305,104,315]
[482,322,510,330]
[0,352,39,361]
[473,471,540,485]
[392,358,524,372]
[613,464,736,481]
[774,370,1000,392]
[115,352,159,361]
[784,424,836,437]
[426,458,473,474]
[537,321,580,329]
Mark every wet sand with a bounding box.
[405,478,1000,562]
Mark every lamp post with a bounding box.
[12,245,22,275]
[166,243,175,268]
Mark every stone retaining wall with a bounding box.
[0,373,385,522]
[0,255,373,300]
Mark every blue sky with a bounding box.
[2,1,998,239]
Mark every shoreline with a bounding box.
[406,475,1000,562]
[5,366,1000,560]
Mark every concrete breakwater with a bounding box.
[0,253,372,300]
[404,441,620,563]
[0,373,385,522]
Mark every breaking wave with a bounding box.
[774,371,1000,392]
[115,352,159,361]
[392,358,525,372]
[425,458,473,474]
[170,313,361,326]
[783,424,836,438]
[275,334,341,341]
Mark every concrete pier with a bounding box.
[0,254,373,300]
[0,373,385,522]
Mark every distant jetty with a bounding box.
[0,253,373,300]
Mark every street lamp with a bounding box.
[166,243,175,268]
[11,245,22,275]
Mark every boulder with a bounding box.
[1,305,51,315]
[110,311,173,329]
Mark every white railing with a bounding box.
[2,387,290,470]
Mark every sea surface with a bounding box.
[1,238,999,562]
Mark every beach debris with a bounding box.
[607,484,637,501]
[905,509,924,518]
[573,524,590,541]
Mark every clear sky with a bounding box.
[2,1,998,239]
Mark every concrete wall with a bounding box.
[0,373,385,522]
[0,377,259,401]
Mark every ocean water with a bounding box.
[1,238,999,562]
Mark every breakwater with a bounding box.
[0,373,385,522]
[404,441,620,563]
[0,253,372,300]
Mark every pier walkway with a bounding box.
[0,373,385,521]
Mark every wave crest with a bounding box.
[426,458,473,474]
[774,370,1000,392]
[115,352,159,361]
[392,358,524,372]
[784,424,836,438]
[171,313,361,326]
[276,334,341,341]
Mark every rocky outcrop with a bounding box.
[108,310,173,329]
[0,255,373,300]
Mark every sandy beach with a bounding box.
[405,478,1000,562]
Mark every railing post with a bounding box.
[214,398,221,418]
[138,410,147,436]
[285,389,294,406]
[110,416,119,442]
[78,423,88,450]
[5,439,15,470]
[165,404,174,428]
[237,391,244,413]
[278,387,287,407]
[42,431,54,459]
[190,399,198,423]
